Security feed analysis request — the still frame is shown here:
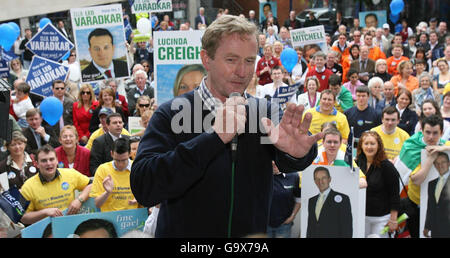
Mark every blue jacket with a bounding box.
[130,91,317,237]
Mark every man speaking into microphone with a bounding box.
[130,15,323,238]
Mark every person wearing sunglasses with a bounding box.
[50,80,74,138]
[73,84,97,145]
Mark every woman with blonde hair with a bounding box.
[73,84,97,145]
[173,64,207,97]
[89,87,126,133]
[55,125,91,176]
[390,60,419,95]
[8,58,28,84]
[272,41,283,59]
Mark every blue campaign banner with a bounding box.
[25,55,69,97]
[273,82,301,104]
[51,208,148,238]
[0,46,18,62]
[21,216,52,238]
[0,60,9,78]
[25,23,74,62]
[0,187,30,224]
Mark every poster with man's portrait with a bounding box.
[300,165,364,238]
[420,150,450,238]
[259,1,277,23]
[70,4,130,83]
[359,10,387,29]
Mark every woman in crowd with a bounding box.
[256,44,280,86]
[292,76,320,109]
[411,73,440,112]
[367,77,383,109]
[8,58,28,84]
[412,48,429,72]
[173,64,207,97]
[55,125,91,176]
[372,59,392,82]
[129,136,141,160]
[343,68,365,101]
[73,84,97,146]
[103,79,129,117]
[342,44,360,83]
[390,60,419,95]
[355,131,399,238]
[396,89,418,135]
[89,87,126,134]
[0,131,36,189]
[432,59,450,95]
[414,99,450,135]
[441,92,450,122]
[140,60,152,78]
[134,95,153,117]
[63,49,81,99]
[272,41,284,59]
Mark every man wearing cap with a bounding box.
[85,108,130,150]
[382,24,394,47]
[90,113,130,176]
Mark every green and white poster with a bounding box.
[153,30,205,105]
[290,25,328,62]
[70,4,130,83]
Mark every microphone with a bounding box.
[229,92,241,162]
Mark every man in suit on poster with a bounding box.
[81,28,129,82]
[424,152,450,238]
[307,166,353,238]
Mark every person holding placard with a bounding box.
[424,152,450,238]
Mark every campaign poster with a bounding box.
[70,4,130,83]
[21,216,52,238]
[128,116,145,135]
[130,0,172,13]
[300,165,363,238]
[25,23,74,62]
[153,30,204,105]
[259,1,277,23]
[290,25,328,62]
[25,56,69,97]
[359,10,387,29]
[420,150,450,238]
[51,208,148,238]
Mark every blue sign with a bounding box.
[51,208,148,238]
[25,56,69,97]
[25,23,74,62]
[0,46,18,62]
[0,187,30,224]
[0,60,9,78]
[273,82,301,104]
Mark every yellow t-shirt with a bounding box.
[304,107,350,139]
[85,128,130,150]
[371,126,410,160]
[21,168,90,212]
[89,161,139,212]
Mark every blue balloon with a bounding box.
[390,0,404,15]
[40,96,63,126]
[280,48,298,73]
[7,22,20,39]
[395,23,403,33]
[39,17,51,29]
[389,13,400,24]
[0,23,17,51]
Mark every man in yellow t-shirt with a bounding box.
[90,138,139,212]
[396,115,450,238]
[303,90,350,141]
[371,106,410,161]
[20,145,92,225]
[85,108,130,150]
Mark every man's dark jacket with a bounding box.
[130,90,318,237]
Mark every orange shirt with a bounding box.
[341,55,354,83]
[390,74,419,96]
[368,46,386,61]
[331,45,350,66]
[386,56,409,76]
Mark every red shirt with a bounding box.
[305,68,334,92]
[72,102,94,141]
[256,56,281,85]
[55,145,91,176]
